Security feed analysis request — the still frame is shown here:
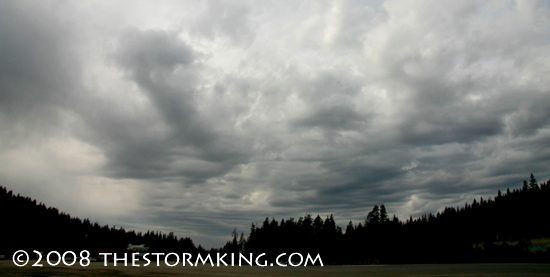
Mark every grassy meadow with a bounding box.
[1,261,550,276]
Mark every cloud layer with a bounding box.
[1,0,550,247]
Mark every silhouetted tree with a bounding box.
[523,180,529,191]
[380,204,389,223]
[366,205,380,226]
[529,173,539,190]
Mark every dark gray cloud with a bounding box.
[0,1,81,146]
[293,104,365,131]
[1,0,550,248]
[70,28,254,184]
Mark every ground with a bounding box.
[1,261,550,276]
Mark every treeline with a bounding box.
[220,174,550,263]
[2,174,549,263]
[0,187,202,257]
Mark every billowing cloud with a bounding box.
[1,0,550,248]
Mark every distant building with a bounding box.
[127,244,149,257]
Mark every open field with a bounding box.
[1,261,549,276]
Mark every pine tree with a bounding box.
[529,173,539,190]
[392,215,399,224]
[231,228,238,248]
[302,214,313,227]
[345,221,355,235]
[323,214,336,233]
[313,215,324,233]
[380,204,389,223]
[366,205,381,226]
[238,232,246,253]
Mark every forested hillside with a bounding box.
[223,174,550,263]
[0,188,201,258]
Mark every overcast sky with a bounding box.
[1,0,550,248]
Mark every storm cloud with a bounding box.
[1,0,550,248]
